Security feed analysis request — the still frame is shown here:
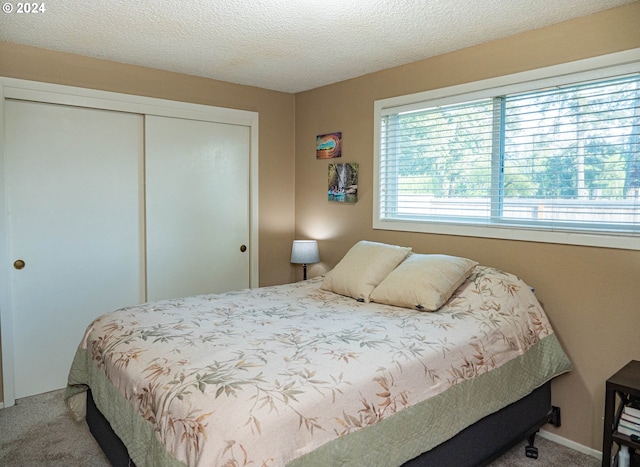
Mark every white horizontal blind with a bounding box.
[379,73,640,236]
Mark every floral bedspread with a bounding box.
[67,266,571,467]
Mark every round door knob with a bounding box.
[14,259,25,270]
[240,245,247,252]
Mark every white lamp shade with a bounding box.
[290,240,320,264]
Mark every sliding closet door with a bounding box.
[145,115,251,301]
[4,100,144,398]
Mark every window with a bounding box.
[374,50,640,249]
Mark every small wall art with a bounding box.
[316,132,342,159]
[328,162,358,203]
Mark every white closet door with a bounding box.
[4,100,144,398]
[145,115,250,301]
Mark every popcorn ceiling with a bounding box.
[0,0,633,93]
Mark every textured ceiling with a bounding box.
[0,0,635,93]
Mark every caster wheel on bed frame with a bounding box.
[525,432,539,459]
[525,445,539,459]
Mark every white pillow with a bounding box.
[370,254,477,311]
[321,241,411,302]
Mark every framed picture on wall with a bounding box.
[328,162,358,203]
[316,132,342,159]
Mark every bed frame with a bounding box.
[86,381,561,467]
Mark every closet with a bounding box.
[0,79,259,404]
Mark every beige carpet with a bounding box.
[0,389,109,467]
[0,389,600,466]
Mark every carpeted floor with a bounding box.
[0,389,600,467]
[0,389,109,466]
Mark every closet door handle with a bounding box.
[240,245,247,252]
[14,259,26,270]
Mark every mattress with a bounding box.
[66,265,571,467]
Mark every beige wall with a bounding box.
[0,41,298,403]
[294,2,640,452]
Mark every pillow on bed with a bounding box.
[321,240,411,302]
[369,254,478,311]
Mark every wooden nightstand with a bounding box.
[603,360,640,467]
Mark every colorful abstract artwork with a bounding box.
[316,132,342,159]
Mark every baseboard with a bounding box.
[0,402,4,409]
[539,429,602,460]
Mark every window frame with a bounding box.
[373,49,640,250]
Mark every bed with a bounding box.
[66,241,572,467]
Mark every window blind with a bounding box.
[379,73,640,235]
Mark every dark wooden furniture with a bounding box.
[603,360,640,467]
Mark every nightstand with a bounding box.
[603,360,640,467]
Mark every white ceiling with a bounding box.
[0,0,635,93]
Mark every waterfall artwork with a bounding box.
[328,162,358,203]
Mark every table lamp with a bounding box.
[290,240,320,280]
